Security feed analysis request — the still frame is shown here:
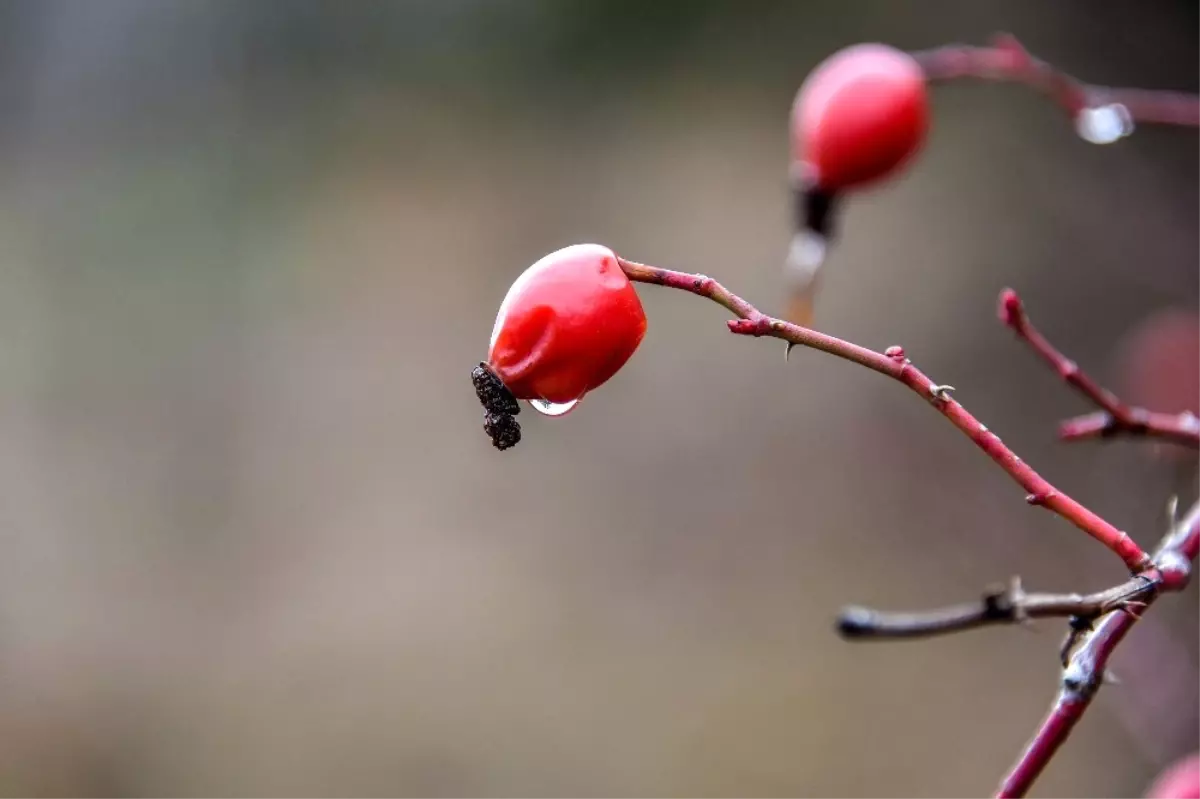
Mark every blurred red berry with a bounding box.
[1116,309,1200,418]
[791,43,930,192]
[1146,753,1200,799]
[487,243,647,408]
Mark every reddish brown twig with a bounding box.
[999,289,1200,448]
[612,257,1196,796]
[997,499,1200,798]
[617,257,1151,572]
[911,33,1200,130]
[836,574,1156,641]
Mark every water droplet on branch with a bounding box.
[1075,103,1134,144]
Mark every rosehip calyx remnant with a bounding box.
[472,363,521,451]
[473,243,648,450]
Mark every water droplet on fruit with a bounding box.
[1075,103,1133,145]
[529,397,580,417]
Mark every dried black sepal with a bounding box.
[472,363,520,415]
[472,362,521,450]
[483,411,521,451]
[793,179,838,241]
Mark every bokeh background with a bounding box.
[0,1,1196,796]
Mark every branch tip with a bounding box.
[998,288,1024,328]
[835,606,876,638]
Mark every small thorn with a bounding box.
[1167,494,1179,526]
[929,384,956,401]
[785,341,796,362]
[1025,491,1055,506]
[1103,670,1121,686]
[1118,600,1149,619]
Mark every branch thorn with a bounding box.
[929,384,957,402]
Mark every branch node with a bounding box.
[1155,550,1192,592]
[989,32,1031,69]
[1061,658,1100,701]
[727,314,773,337]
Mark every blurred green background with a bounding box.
[0,1,1196,796]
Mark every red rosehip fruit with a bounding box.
[1146,753,1200,799]
[487,243,647,413]
[791,43,929,193]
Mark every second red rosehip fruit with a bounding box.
[791,43,930,192]
[1145,753,1200,799]
[488,243,647,409]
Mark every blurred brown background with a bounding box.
[0,1,1196,796]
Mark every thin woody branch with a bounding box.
[999,289,1200,448]
[911,33,1200,130]
[833,498,1200,797]
[836,574,1155,641]
[996,499,1200,798]
[617,257,1151,572]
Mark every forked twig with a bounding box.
[996,500,1199,797]
[614,257,1197,798]
[999,289,1200,448]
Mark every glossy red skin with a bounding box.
[1146,754,1200,799]
[488,243,647,405]
[792,43,929,192]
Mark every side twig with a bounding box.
[617,257,1151,572]
[911,33,1200,129]
[999,289,1200,448]
[836,574,1155,641]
